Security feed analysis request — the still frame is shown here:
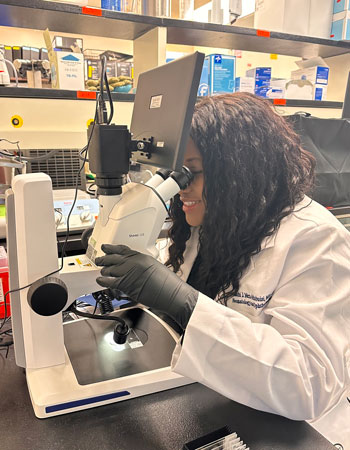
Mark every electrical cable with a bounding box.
[69,302,126,327]
[86,183,97,196]
[77,56,114,165]
[0,138,61,162]
[98,56,108,124]
[104,69,114,125]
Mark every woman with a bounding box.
[96,93,350,448]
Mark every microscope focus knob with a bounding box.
[27,276,68,316]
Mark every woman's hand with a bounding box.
[95,244,198,329]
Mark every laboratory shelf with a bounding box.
[1,0,350,59]
[0,86,135,101]
[0,87,344,109]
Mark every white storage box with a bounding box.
[291,57,329,86]
[266,78,287,98]
[285,79,327,101]
[44,29,85,91]
[285,80,314,100]
[254,0,333,38]
[235,77,255,93]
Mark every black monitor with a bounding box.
[130,52,205,172]
[341,71,350,119]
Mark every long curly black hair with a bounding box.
[165,92,315,304]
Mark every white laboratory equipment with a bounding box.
[6,52,205,418]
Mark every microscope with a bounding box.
[6,52,204,418]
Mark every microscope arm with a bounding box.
[86,169,191,262]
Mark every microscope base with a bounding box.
[26,307,192,418]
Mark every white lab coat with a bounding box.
[158,196,350,448]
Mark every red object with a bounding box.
[273,99,287,105]
[81,6,102,16]
[330,34,335,38]
[257,29,271,37]
[0,247,10,319]
[77,91,97,99]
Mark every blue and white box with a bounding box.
[291,57,329,86]
[331,10,350,39]
[331,0,350,39]
[245,67,272,81]
[207,54,236,95]
[197,57,209,96]
[245,67,271,98]
[314,85,327,101]
[332,0,350,15]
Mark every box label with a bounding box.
[150,95,162,109]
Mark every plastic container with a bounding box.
[0,246,10,319]
[101,0,124,10]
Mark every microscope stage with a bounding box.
[26,307,191,418]
[64,307,176,385]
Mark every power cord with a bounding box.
[0,138,61,162]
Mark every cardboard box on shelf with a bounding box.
[266,78,287,98]
[54,36,83,52]
[235,76,255,93]
[245,66,271,98]
[285,79,314,100]
[44,28,85,90]
[197,54,235,96]
[117,61,132,77]
[284,79,326,100]
[254,0,333,39]
[291,57,329,86]
[245,66,271,80]
[314,84,327,101]
[330,10,350,40]
[207,54,236,95]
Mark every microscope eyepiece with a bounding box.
[170,166,194,190]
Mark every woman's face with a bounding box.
[179,139,205,227]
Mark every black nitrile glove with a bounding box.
[95,244,199,329]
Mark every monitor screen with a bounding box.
[130,52,204,172]
[341,71,350,119]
